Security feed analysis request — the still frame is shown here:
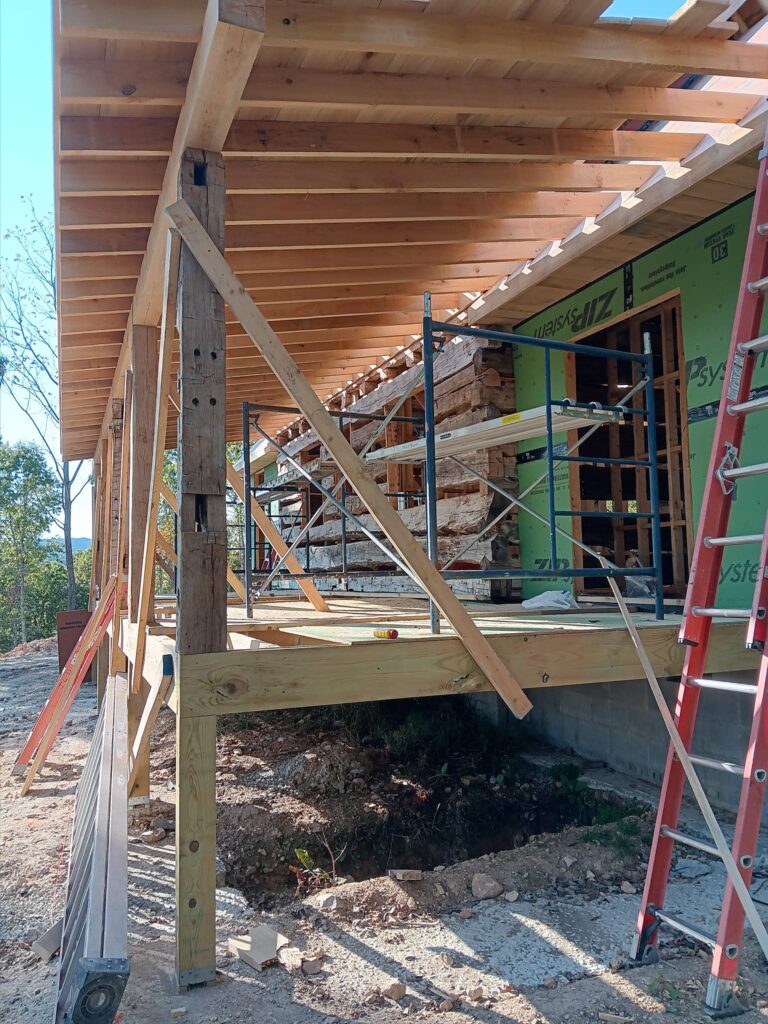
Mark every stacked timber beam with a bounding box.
[270,336,520,599]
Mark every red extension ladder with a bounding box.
[11,576,117,794]
[631,131,768,1016]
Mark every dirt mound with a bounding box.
[194,702,648,906]
[0,636,57,660]
[272,742,370,797]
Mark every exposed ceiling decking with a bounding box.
[55,0,768,460]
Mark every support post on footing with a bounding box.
[174,148,227,989]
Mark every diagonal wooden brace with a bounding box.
[166,198,533,718]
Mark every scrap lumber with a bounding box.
[166,197,533,719]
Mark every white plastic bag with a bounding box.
[521,589,579,611]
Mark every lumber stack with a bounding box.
[270,336,520,598]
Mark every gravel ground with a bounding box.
[2,648,768,1023]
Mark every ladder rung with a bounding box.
[688,677,758,695]
[748,275,768,294]
[692,607,754,619]
[738,334,768,356]
[721,461,768,481]
[689,753,744,776]
[652,908,717,949]
[661,825,720,858]
[705,534,763,548]
[727,394,768,417]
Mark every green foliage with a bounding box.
[549,761,588,797]
[582,815,643,856]
[73,547,92,609]
[294,847,315,871]
[0,441,63,650]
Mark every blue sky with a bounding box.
[0,0,682,538]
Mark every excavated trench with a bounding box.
[211,697,646,905]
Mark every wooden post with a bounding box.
[129,325,160,623]
[127,677,151,803]
[175,148,226,988]
[108,401,124,578]
[126,326,159,803]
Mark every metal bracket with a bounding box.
[715,443,740,496]
[176,966,216,991]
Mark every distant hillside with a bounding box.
[71,537,91,552]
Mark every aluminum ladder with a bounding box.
[631,129,768,1016]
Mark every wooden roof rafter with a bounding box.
[54,0,768,460]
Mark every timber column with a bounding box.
[175,149,227,988]
[127,324,159,803]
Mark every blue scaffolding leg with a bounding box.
[422,293,441,634]
[642,337,665,619]
[241,402,253,618]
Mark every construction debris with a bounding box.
[388,868,423,881]
[471,873,503,900]
[228,925,290,971]
[30,918,62,962]
[381,981,407,1000]
[141,827,166,845]
[300,953,326,975]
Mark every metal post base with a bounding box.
[705,977,745,1019]
[176,966,216,991]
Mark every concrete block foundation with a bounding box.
[473,673,756,809]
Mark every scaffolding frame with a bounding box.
[237,293,665,624]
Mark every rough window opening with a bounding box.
[570,297,692,598]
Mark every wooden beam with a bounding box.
[60,253,512,286]
[61,61,758,124]
[132,3,264,326]
[60,158,656,197]
[60,190,620,228]
[128,324,159,619]
[167,196,533,720]
[107,401,124,577]
[60,116,703,162]
[85,0,265,541]
[62,241,543,271]
[110,375,131,674]
[174,619,755,718]
[225,461,329,613]
[157,479,246,602]
[174,149,226,989]
[60,218,581,255]
[60,2,768,78]
[474,106,768,323]
[130,237,178,796]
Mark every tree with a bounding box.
[0,199,90,610]
[0,441,61,646]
